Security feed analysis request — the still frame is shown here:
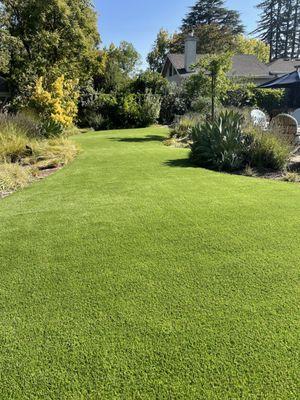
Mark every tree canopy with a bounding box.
[170,25,237,54]
[253,0,300,61]
[147,29,173,73]
[234,35,270,63]
[181,0,244,34]
[147,1,246,72]
[96,42,141,92]
[0,0,100,96]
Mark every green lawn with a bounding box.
[0,126,299,399]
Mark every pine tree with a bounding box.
[181,0,244,34]
[291,0,299,58]
[253,0,300,61]
[283,0,293,57]
[274,0,283,59]
[252,0,278,61]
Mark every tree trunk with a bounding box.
[275,0,282,59]
[291,0,299,59]
[284,0,293,58]
[269,0,275,61]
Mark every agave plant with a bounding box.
[190,110,250,171]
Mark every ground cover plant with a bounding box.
[0,126,299,399]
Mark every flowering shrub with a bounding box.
[31,76,79,128]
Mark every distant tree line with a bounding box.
[148,0,300,71]
[0,0,165,129]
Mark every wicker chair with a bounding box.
[270,114,298,144]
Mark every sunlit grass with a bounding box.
[0,126,299,399]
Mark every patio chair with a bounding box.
[270,113,298,144]
[250,109,269,129]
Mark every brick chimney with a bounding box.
[184,34,197,72]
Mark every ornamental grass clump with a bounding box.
[0,131,32,163]
[246,127,290,171]
[32,138,79,170]
[0,163,33,193]
[190,110,250,171]
[0,111,79,195]
[189,110,291,172]
[0,111,41,138]
[170,113,205,141]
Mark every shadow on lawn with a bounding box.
[110,135,164,143]
[164,158,197,168]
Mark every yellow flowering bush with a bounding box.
[32,75,79,128]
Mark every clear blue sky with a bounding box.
[94,0,260,66]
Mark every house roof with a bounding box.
[229,55,270,78]
[166,54,270,79]
[268,58,300,75]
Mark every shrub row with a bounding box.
[78,89,161,130]
[224,84,285,114]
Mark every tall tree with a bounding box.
[181,0,244,34]
[283,0,293,57]
[170,25,237,54]
[96,42,141,92]
[147,29,173,73]
[148,1,244,71]
[234,35,270,63]
[253,0,300,60]
[275,0,283,59]
[252,1,276,60]
[0,0,100,96]
[291,0,299,58]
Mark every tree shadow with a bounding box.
[163,158,197,168]
[110,135,164,143]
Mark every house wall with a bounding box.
[166,74,273,87]
[166,74,183,85]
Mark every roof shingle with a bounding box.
[167,54,270,78]
[268,58,300,75]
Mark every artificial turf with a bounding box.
[0,126,299,399]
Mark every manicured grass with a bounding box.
[0,126,299,399]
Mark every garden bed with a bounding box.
[166,138,300,183]
[0,164,63,199]
[0,113,79,198]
